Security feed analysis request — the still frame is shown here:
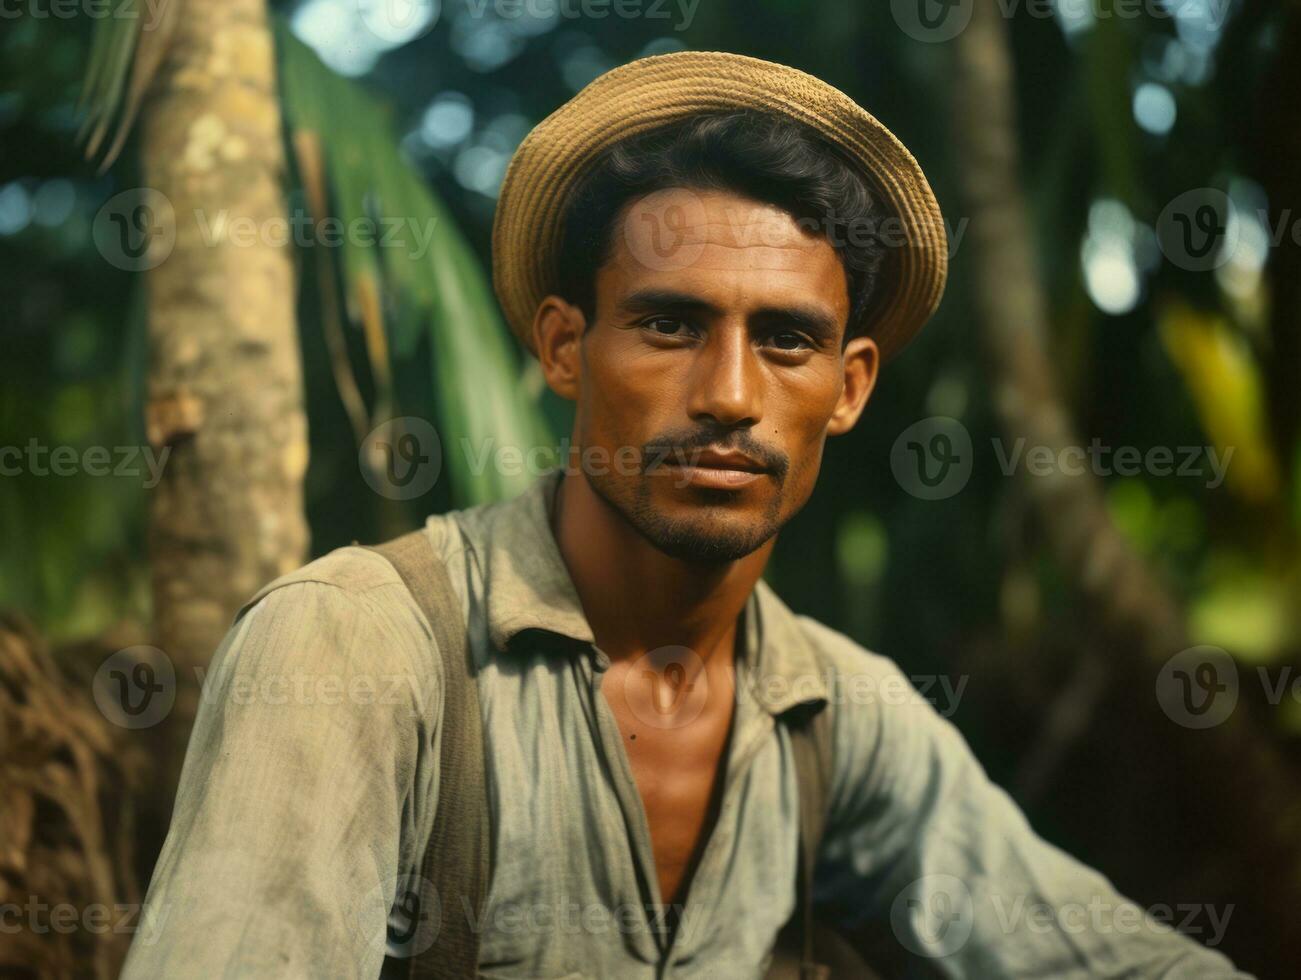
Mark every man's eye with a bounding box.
[643,316,694,337]
[770,331,813,351]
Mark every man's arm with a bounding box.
[801,617,1252,979]
[121,553,441,979]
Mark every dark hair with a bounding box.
[554,111,892,344]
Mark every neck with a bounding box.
[550,468,772,664]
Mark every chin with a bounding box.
[649,525,767,563]
[588,470,786,562]
[638,505,779,563]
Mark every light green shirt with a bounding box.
[122,468,1249,979]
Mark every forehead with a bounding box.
[597,187,849,320]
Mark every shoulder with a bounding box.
[793,613,960,722]
[226,542,442,695]
[789,613,973,805]
[792,614,908,685]
[239,544,411,613]
[789,614,902,756]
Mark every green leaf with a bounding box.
[275,22,552,506]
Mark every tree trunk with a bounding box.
[140,0,307,797]
[950,0,1301,967]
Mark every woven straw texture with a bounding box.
[492,50,948,362]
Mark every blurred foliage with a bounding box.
[2,1,1300,972]
[276,23,551,506]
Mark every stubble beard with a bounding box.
[584,468,788,563]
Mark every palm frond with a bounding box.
[275,24,552,506]
[78,0,180,170]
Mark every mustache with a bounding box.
[640,427,789,479]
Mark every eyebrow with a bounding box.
[617,288,842,343]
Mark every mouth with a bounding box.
[657,448,769,490]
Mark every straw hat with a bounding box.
[492,50,948,362]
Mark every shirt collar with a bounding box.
[446,468,827,717]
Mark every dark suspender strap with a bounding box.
[765,702,834,980]
[367,530,487,980]
[787,705,834,980]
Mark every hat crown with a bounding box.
[493,50,947,361]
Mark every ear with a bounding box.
[532,296,586,401]
[825,335,880,436]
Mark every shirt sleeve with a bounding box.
[120,569,441,979]
[805,622,1253,980]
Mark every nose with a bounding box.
[685,323,763,429]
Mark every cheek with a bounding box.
[577,338,666,448]
[770,369,844,451]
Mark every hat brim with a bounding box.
[492,50,948,362]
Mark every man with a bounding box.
[123,52,1250,978]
